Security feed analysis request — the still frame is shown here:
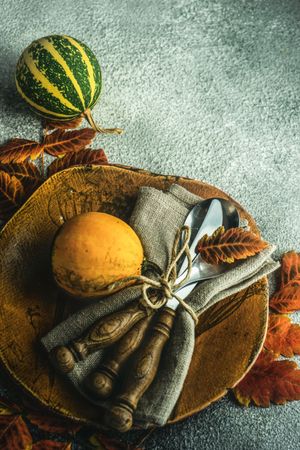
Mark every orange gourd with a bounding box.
[51,212,144,298]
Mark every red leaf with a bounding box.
[28,413,81,434]
[233,350,300,407]
[0,415,32,449]
[264,314,300,357]
[32,441,72,450]
[43,129,96,157]
[0,138,43,163]
[47,148,108,177]
[270,252,300,313]
[0,171,24,220]
[44,116,83,131]
[0,162,42,197]
[197,226,269,264]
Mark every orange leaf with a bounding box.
[0,138,43,163]
[32,441,72,450]
[47,148,108,177]
[0,415,32,449]
[0,162,42,196]
[233,350,300,407]
[265,314,300,357]
[43,128,96,157]
[0,171,24,220]
[197,226,269,265]
[280,251,300,289]
[44,116,83,131]
[270,286,300,313]
[270,252,300,313]
[28,413,81,434]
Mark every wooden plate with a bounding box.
[0,165,268,427]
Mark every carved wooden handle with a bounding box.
[86,313,153,398]
[50,302,150,373]
[106,307,176,432]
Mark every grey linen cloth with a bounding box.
[41,184,280,427]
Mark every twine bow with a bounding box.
[105,225,198,324]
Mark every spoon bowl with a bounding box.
[177,198,240,288]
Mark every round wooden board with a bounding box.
[0,165,268,428]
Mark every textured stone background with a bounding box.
[0,0,300,448]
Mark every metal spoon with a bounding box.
[176,197,240,288]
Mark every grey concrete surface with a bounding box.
[0,0,299,448]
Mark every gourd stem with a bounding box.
[84,109,123,135]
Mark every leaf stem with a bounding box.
[84,108,123,135]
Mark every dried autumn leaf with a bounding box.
[0,162,42,196]
[44,116,83,131]
[270,287,300,314]
[264,314,300,358]
[28,413,81,434]
[233,350,300,407]
[0,396,21,415]
[280,250,300,288]
[0,138,43,163]
[270,252,300,313]
[43,128,96,157]
[197,226,269,265]
[32,441,72,450]
[47,148,108,177]
[0,171,25,220]
[0,415,32,449]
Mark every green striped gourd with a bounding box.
[15,35,121,134]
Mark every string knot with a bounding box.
[139,225,198,324]
[104,225,198,324]
[159,278,173,299]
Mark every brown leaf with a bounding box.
[32,441,72,450]
[233,350,300,407]
[265,314,300,357]
[0,162,42,196]
[197,226,269,265]
[44,116,83,131]
[43,128,96,157]
[28,413,81,434]
[270,252,300,313]
[0,138,43,163]
[0,415,32,449]
[47,148,108,177]
[0,171,25,220]
[0,396,21,415]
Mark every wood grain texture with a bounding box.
[108,307,176,432]
[50,301,150,373]
[87,313,154,399]
[0,164,268,428]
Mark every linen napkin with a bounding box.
[41,184,279,427]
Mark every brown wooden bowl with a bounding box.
[0,165,268,428]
